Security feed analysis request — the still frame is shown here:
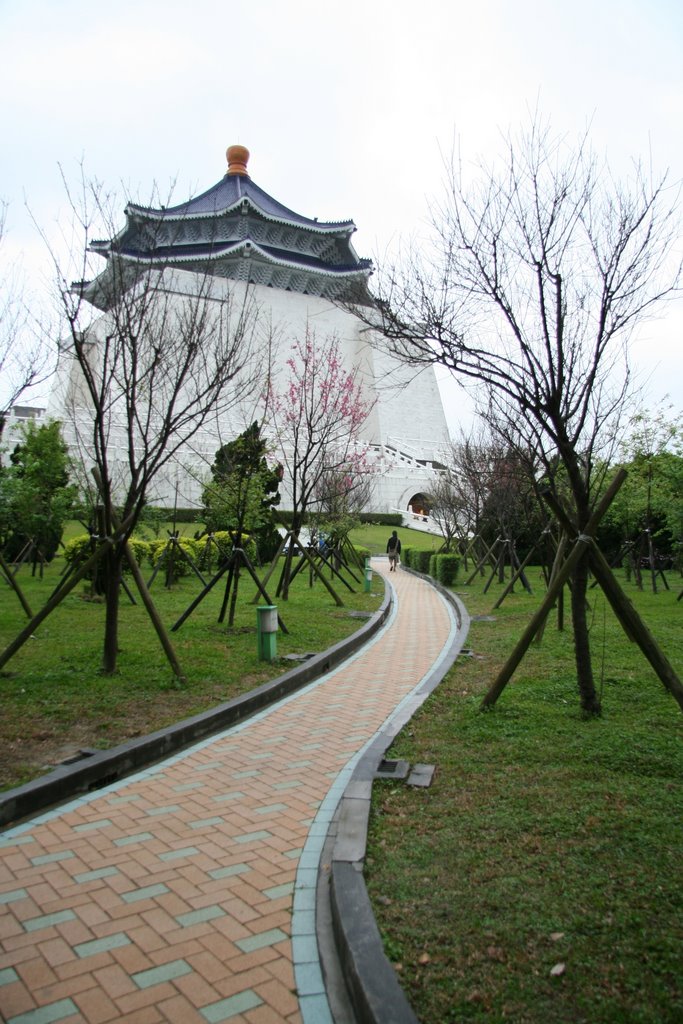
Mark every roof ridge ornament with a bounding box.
[226,144,249,177]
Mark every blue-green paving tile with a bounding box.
[208,863,250,880]
[232,769,259,779]
[122,883,170,903]
[0,833,35,847]
[285,848,304,860]
[114,831,154,847]
[262,735,286,744]
[194,761,223,772]
[293,886,316,911]
[291,909,315,936]
[0,888,27,904]
[146,805,180,816]
[295,960,326,995]
[298,849,323,870]
[74,867,119,883]
[159,847,200,861]
[292,933,319,962]
[201,989,263,1021]
[255,803,287,815]
[176,905,225,927]
[132,958,192,989]
[107,794,141,805]
[0,966,19,985]
[249,752,271,760]
[7,997,79,1023]
[24,910,76,932]
[213,791,245,803]
[190,817,224,829]
[263,882,294,900]
[273,780,303,790]
[73,818,113,832]
[236,927,288,953]
[173,781,203,792]
[298,992,333,1024]
[30,851,75,866]
[300,743,322,751]
[234,830,271,844]
[74,932,130,958]
[287,760,313,768]
[307,820,333,837]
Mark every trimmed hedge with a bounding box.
[144,506,201,524]
[395,546,459,587]
[414,549,432,574]
[435,553,459,586]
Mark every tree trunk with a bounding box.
[102,546,122,674]
[228,559,241,626]
[570,554,601,715]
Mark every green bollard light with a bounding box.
[364,564,372,593]
[256,605,278,661]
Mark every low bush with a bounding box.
[436,553,459,586]
[414,549,432,574]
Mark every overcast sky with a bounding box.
[2,0,682,430]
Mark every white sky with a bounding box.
[1,0,682,432]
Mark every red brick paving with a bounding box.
[0,564,454,1023]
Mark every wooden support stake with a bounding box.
[0,549,33,618]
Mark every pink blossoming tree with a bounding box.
[267,327,374,598]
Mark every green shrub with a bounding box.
[128,538,151,568]
[429,553,438,578]
[352,544,371,564]
[436,553,460,586]
[401,546,413,568]
[63,534,96,569]
[63,533,151,583]
[147,537,202,579]
[144,506,200,525]
[358,512,403,527]
[415,549,432,574]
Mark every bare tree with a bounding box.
[429,421,504,552]
[37,171,259,673]
[353,117,682,714]
[0,202,53,429]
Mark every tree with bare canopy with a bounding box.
[0,201,53,427]
[29,170,260,676]
[351,117,682,714]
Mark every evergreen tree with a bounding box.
[0,419,76,562]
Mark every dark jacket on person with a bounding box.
[386,534,401,555]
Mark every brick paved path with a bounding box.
[0,563,457,1024]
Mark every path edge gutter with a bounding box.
[324,568,470,1024]
[0,583,392,829]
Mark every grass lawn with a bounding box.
[349,522,442,556]
[0,541,382,791]
[365,566,683,1023]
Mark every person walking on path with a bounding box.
[386,530,401,571]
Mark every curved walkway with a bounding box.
[0,562,464,1024]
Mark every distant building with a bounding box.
[48,146,451,515]
[0,405,46,463]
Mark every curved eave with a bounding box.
[116,241,372,279]
[124,194,356,237]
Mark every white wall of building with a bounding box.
[47,269,452,513]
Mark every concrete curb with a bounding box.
[0,583,392,829]
[322,568,470,1024]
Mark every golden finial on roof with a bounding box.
[226,145,250,176]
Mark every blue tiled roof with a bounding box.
[127,174,355,233]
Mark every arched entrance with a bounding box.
[407,492,431,521]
